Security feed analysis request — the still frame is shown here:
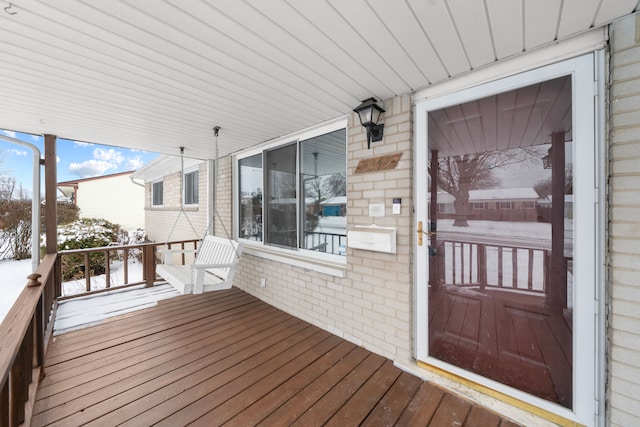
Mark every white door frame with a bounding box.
[414,52,602,426]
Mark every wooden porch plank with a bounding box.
[45,291,241,359]
[35,301,277,401]
[429,393,472,426]
[45,289,249,358]
[464,405,502,427]
[360,371,423,426]
[40,297,267,385]
[31,287,523,427]
[39,298,268,386]
[32,311,299,426]
[42,293,254,368]
[224,340,358,426]
[394,381,446,426]
[152,329,333,426]
[191,335,346,426]
[290,353,387,426]
[76,316,309,427]
[324,359,401,426]
[255,345,372,427]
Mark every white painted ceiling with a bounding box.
[1,0,638,160]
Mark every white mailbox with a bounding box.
[347,225,397,254]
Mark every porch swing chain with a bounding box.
[164,146,200,244]
[211,127,241,260]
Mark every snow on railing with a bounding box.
[0,254,58,426]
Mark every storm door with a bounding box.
[415,54,599,422]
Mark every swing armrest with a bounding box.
[191,262,235,270]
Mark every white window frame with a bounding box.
[183,168,199,206]
[151,180,163,207]
[414,52,602,425]
[234,118,348,276]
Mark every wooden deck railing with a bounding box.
[438,239,550,294]
[0,254,59,427]
[57,239,199,298]
[0,239,200,425]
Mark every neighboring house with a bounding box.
[57,171,144,230]
[130,155,213,243]
[433,187,540,222]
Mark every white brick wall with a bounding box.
[144,162,209,243]
[609,14,640,427]
[234,94,414,362]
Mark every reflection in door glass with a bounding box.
[427,75,574,408]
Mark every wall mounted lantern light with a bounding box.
[353,98,385,149]
[542,147,552,169]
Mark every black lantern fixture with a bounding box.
[542,147,552,169]
[353,98,385,149]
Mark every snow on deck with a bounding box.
[53,283,181,335]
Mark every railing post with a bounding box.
[123,248,129,284]
[144,245,156,288]
[84,253,91,292]
[1,378,8,427]
[105,250,111,289]
[478,244,487,292]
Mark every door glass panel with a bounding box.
[427,75,573,408]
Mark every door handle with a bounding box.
[418,221,435,247]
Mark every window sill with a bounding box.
[242,242,346,278]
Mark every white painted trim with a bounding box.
[414,52,601,426]
[413,28,606,104]
[243,242,346,278]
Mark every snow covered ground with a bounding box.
[0,258,32,324]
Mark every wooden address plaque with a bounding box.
[354,152,402,174]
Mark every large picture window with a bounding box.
[237,128,346,256]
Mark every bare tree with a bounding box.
[434,147,546,227]
[0,176,15,200]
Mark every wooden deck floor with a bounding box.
[32,287,521,426]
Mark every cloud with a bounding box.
[69,160,117,178]
[30,134,40,141]
[125,156,144,170]
[93,147,124,163]
[8,148,28,156]
[73,141,93,148]
[2,130,16,138]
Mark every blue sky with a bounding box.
[0,128,158,198]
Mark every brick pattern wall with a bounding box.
[609,14,640,426]
[144,163,208,243]
[234,94,415,361]
[213,156,233,239]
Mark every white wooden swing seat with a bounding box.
[156,235,243,294]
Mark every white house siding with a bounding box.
[144,163,209,243]
[75,173,144,230]
[609,14,640,427]
[234,95,414,362]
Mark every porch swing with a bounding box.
[156,127,243,294]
